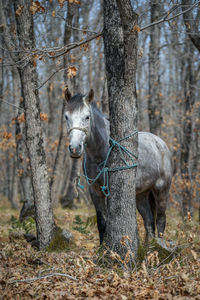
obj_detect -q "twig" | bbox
[0,98,25,112]
[141,1,200,31]
[36,66,68,90]
[57,13,98,34]
[49,31,102,59]
[8,272,77,284]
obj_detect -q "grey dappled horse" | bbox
[65,88,173,244]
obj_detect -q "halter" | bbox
[68,127,88,136]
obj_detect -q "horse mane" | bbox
[90,102,110,141]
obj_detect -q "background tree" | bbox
[0,0,56,249]
[148,0,162,135]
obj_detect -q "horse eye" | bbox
[86,116,90,120]
[65,115,68,121]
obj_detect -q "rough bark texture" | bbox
[14,0,56,248]
[148,0,162,135]
[103,0,139,259]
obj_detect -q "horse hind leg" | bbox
[153,187,169,237]
[136,191,155,243]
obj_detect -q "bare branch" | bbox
[36,66,68,90]
[141,1,200,31]
[0,98,25,112]
[48,31,102,59]
[8,272,78,284]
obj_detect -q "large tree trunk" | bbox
[103,0,139,259]
[14,0,56,249]
[148,0,162,135]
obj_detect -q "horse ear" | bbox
[85,89,94,103]
[65,87,71,101]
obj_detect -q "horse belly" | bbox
[136,132,172,195]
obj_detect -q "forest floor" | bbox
[0,197,200,300]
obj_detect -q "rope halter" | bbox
[68,127,88,137]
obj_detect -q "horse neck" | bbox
[85,105,109,163]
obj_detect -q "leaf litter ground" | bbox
[0,198,200,300]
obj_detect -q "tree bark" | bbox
[148,0,162,135]
[103,0,139,260]
[10,67,19,209]
[13,0,56,248]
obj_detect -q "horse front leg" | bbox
[89,186,106,244]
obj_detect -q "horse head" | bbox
[65,88,94,158]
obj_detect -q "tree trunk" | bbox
[148,0,162,135]
[14,0,56,249]
[103,0,139,260]
[10,67,19,209]
[50,2,76,206]
[61,4,82,209]
[180,39,195,217]
[61,158,79,208]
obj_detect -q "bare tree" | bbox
[0,0,56,249]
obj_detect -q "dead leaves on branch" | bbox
[58,0,81,8]
[16,2,45,16]
[30,2,45,15]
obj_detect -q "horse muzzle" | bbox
[69,144,83,158]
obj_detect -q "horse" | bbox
[64,88,173,244]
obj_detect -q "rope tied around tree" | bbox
[77,131,138,198]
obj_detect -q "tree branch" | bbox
[0,97,25,112]
[141,1,200,31]
[8,272,77,284]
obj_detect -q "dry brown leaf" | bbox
[40,113,48,122]
[132,25,140,33]
[16,5,24,16]
[30,1,45,15]
[58,0,65,8]
[67,66,77,78]
[191,249,197,260]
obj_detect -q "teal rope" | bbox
[77,131,138,198]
